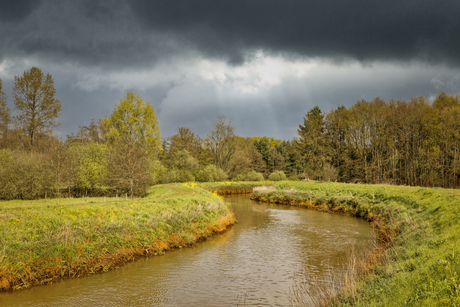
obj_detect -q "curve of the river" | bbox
[0,195,374,307]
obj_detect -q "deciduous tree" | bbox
[206,115,236,171]
[13,67,61,147]
[101,90,161,155]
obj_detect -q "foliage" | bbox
[297,106,326,178]
[101,90,161,155]
[322,163,338,181]
[13,67,61,147]
[0,149,54,199]
[234,170,265,181]
[294,93,460,188]
[198,164,228,182]
[74,143,108,192]
[268,170,287,181]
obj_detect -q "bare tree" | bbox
[206,115,237,172]
[106,139,151,197]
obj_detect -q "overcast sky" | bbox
[1,0,459,140]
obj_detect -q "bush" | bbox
[233,170,265,181]
[152,161,195,184]
[0,149,54,199]
[322,163,338,181]
[198,165,228,182]
[268,171,287,181]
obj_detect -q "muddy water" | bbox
[0,196,374,307]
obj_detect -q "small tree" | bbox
[13,67,61,147]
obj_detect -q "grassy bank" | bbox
[252,181,460,306]
[194,181,274,195]
[0,184,235,292]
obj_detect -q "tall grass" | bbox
[0,184,235,291]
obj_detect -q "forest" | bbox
[1,66,460,200]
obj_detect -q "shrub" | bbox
[268,171,287,181]
[0,149,54,199]
[234,170,265,181]
[198,165,228,182]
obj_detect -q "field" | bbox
[0,184,235,292]
[252,181,460,306]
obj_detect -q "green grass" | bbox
[254,181,460,306]
[0,184,234,291]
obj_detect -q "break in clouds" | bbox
[0,0,460,138]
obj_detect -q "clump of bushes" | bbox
[233,170,265,181]
[197,165,228,182]
[268,171,287,181]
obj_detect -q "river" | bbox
[0,195,374,306]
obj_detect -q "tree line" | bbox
[1,66,459,199]
[298,94,460,188]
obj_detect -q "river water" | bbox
[0,195,374,306]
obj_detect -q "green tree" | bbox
[297,106,326,178]
[101,90,161,155]
[13,67,61,147]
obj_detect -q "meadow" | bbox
[0,184,235,292]
[252,181,460,306]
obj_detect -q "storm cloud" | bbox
[131,0,460,65]
[0,1,459,139]
[1,0,459,67]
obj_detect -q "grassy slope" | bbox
[257,181,460,306]
[0,184,234,291]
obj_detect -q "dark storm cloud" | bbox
[1,0,460,67]
[130,0,460,65]
[0,0,42,22]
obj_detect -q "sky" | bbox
[0,0,459,140]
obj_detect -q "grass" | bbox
[252,181,460,306]
[0,184,235,292]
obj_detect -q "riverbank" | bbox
[252,181,460,306]
[0,184,235,292]
[194,181,274,195]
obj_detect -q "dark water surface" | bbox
[0,196,374,306]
